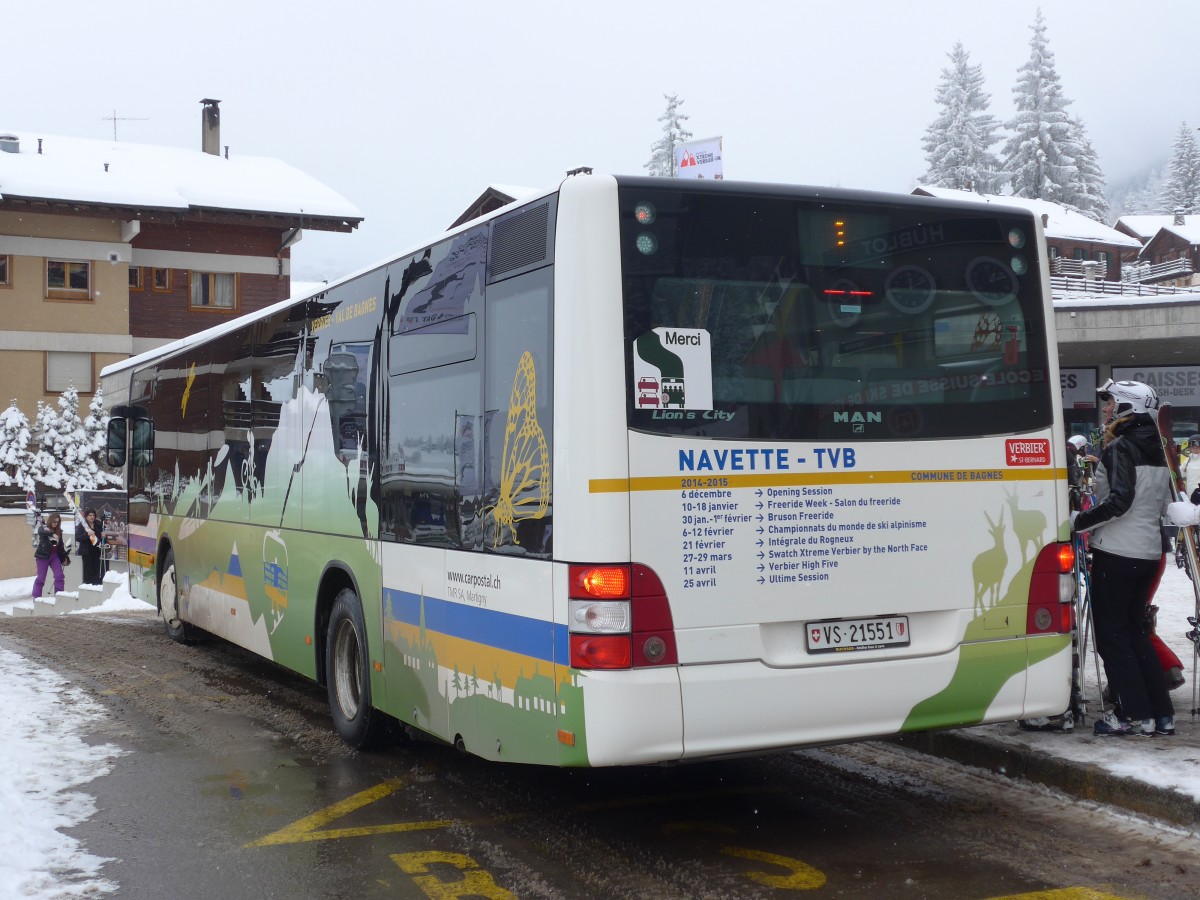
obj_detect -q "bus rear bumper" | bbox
[674,636,1071,760]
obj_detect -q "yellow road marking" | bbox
[244,778,452,847]
[720,845,827,890]
[247,784,1132,900]
[392,852,516,900]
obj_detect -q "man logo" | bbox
[833,411,882,425]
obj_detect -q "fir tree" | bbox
[85,387,121,487]
[1067,116,1109,222]
[0,400,34,491]
[1110,166,1167,218]
[1159,122,1200,216]
[28,399,69,491]
[1002,10,1080,206]
[54,386,101,492]
[25,385,118,494]
[645,93,692,178]
[920,42,1002,192]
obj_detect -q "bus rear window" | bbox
[619,183,1054,441]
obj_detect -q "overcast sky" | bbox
[7,1,1198,283]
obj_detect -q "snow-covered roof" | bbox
[1116,214,1200,241]
[448,183,543,229]
[487,184,541,202]
[1151,223,1200,247]
[912,185,1141,248]
[0,130,362,225]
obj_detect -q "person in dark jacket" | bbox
[1072,379,1174,737]
[75,508,104,586]
[32,512,69,597]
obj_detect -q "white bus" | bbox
[103,173,1074,766]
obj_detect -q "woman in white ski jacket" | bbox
[1072,379,1174,737]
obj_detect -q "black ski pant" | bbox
[81,551,103,586]
[1089,549,1174,722]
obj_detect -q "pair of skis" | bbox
[62,490,99,549]
[24,490,99,547]
[1155,403,1200,716]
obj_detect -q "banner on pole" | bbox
[675,136,723,180]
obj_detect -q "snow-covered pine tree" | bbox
[84,387,121,488]
[1066,116,1109,222]
[1110,166,1168,217]
[52,384,109,492]
[1002,10,1079,205]
[1159,122,1200,216]
[645,93,693,178]
[28,399,69,492]
[0,399,34,492]
[920,42,1002,192]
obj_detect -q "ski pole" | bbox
[1078,550,1105,710]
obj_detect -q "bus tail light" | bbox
[567,563,677,669]
[569,634,633,668]
[1027,541,1075,635]
[631,564,678,666]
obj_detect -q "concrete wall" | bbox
[1055,299,1200,368]
[0,509,35,580]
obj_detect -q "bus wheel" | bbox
[326,588,387,750]
[159,547,195,644]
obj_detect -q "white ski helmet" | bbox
[1068,435,1087,451]
[1097,379,1158,416]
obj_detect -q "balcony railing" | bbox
[1051,275,1190,298]
[1049,257,1107,279]
[1122,257,1195,284]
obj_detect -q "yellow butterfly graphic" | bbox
[489,351,549,546]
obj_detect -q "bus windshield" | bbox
[619,182,1054,441]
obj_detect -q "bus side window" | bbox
[105,419,127,468]
[131,419,155,468]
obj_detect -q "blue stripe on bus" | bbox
[128,533,156,553]
[384,588,569,666]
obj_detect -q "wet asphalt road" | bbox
[2,610,1196,899]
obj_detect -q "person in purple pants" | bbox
[32,512,68,597]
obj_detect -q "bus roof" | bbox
[101,174,1040,381]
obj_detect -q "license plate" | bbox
[806,615,910,654]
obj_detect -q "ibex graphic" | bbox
[973,509,1007,615]
[1005,487,1046,566]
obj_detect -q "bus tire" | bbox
[326,588,387,750]
[159,547,197,644]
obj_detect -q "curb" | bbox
[894,730,1200,829]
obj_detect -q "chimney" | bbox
[201,99,221,156]
[1174,207,1186,227]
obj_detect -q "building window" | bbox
[46,351,93,393]
[129,266,144,291]
[152,268,172,292]
[1073,248,1085,261]
[190,271,238,310]
[46,259,91,300]
[0,254,10,287]
[1047,247,1059,259]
